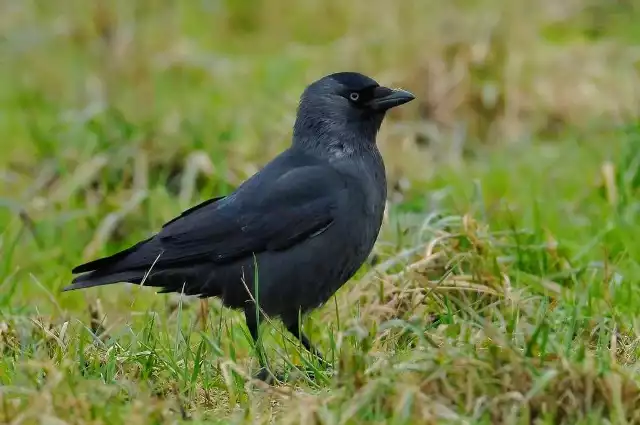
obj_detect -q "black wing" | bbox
[152,164,346,267]
[161,196,226,228]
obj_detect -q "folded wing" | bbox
[151,164,344,267]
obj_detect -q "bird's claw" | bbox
[297,364,335,382]
[253,367,285,385]
[253,364,334,385]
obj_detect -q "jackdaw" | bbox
[65,71,415,381]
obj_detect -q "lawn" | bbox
[2,1,640,424]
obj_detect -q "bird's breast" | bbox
[350,154,386,216]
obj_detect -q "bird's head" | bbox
[293,72,415,154]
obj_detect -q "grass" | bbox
[2,0,640,423]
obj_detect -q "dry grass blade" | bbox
[82,189,147,259]
[601,161,618,206]
[47,155,109,204]
[179,151,215,206]
[88,298,107,339]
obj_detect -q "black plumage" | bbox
[65,71,415,381]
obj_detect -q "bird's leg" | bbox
[286,315,327,366]
[244,306,278,383]
[198,299,209,331]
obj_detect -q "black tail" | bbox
[71,237,153,274]
[63,270,145,291]
[65,237,211,296]
[65,236,156,291]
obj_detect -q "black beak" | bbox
[368,86,415,111]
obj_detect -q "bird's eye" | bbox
[349,92,360,101]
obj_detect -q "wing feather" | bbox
[152,165,345,267]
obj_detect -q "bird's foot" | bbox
[286,364,335,383]
[253,367,285,385]
[252,365,334,385]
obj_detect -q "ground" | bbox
[2,1,640,424]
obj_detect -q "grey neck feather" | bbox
[292,100,385,160]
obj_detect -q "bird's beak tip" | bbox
[393,88,415,101]
[369,86,415,111]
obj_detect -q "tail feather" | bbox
[63,270,145,291]
[65,264,207,295]
[72,237,153,274]
[66,237,214,297]
[67,237,157,291]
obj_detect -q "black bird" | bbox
[65,72,415,381]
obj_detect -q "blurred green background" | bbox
[2,1,640,424]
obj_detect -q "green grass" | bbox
[2,1,640,424]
